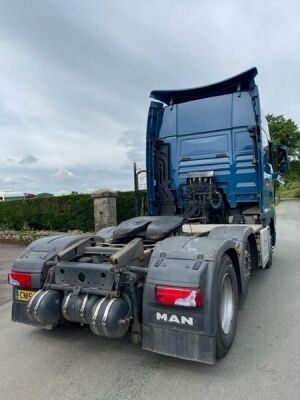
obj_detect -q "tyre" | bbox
[270,221,276,247]
[216,254,239,359]
[243,240,252,296]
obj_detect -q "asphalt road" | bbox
[0,200,299,400]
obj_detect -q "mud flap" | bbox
[12,300,37,326]
[142,325,216,364]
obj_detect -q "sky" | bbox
[0,0,299,194]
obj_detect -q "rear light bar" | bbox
[8,272,32,288]
[155,285,203,307]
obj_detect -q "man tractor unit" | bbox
[9,68,287,364]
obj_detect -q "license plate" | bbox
[15,289,36,302]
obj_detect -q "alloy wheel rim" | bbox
[219,272,234,335]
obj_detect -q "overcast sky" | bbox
[0,0,299,194]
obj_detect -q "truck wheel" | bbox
[216,254,239,359]
[270,221,276,247]
[243,240,252,296]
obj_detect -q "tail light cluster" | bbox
[8,272,32,288]
[155,285,203,307]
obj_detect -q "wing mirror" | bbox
[277,145,288,174]
[271,144,288,181]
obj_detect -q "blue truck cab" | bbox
[146,68,278,244]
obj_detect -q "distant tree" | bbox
[266,114,300,157]
[287,160,300,181]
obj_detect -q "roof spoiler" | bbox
[150,67,258,105]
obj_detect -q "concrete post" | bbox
[91,189,117,232]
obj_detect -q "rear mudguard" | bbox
[11,234,93,325]
[207,225,259,283]
[12,235,94,288]
[142,225,256,364]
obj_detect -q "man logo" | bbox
[156,312,193,326]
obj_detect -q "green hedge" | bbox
[0,194,94,232]
[117,190,147,222]
[0,191,147,232]
[278,160,300,199]
[279,186,300,199]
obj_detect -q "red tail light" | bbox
[8,272,32,288]
[155,286,203,307]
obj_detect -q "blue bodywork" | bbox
[146,68,275,227]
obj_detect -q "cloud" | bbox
[1,175,35,187]
[3,176,16,184]
[55,168,79,180]
[19,154,38,165]
[119,129,145,164]
[93,167,112,176]
[0,0,299,194]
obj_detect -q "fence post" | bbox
[91,189,117,232]
[133,162,147,217]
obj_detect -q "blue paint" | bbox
[146,68,275,226]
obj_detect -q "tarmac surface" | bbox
[0,200,299,400]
